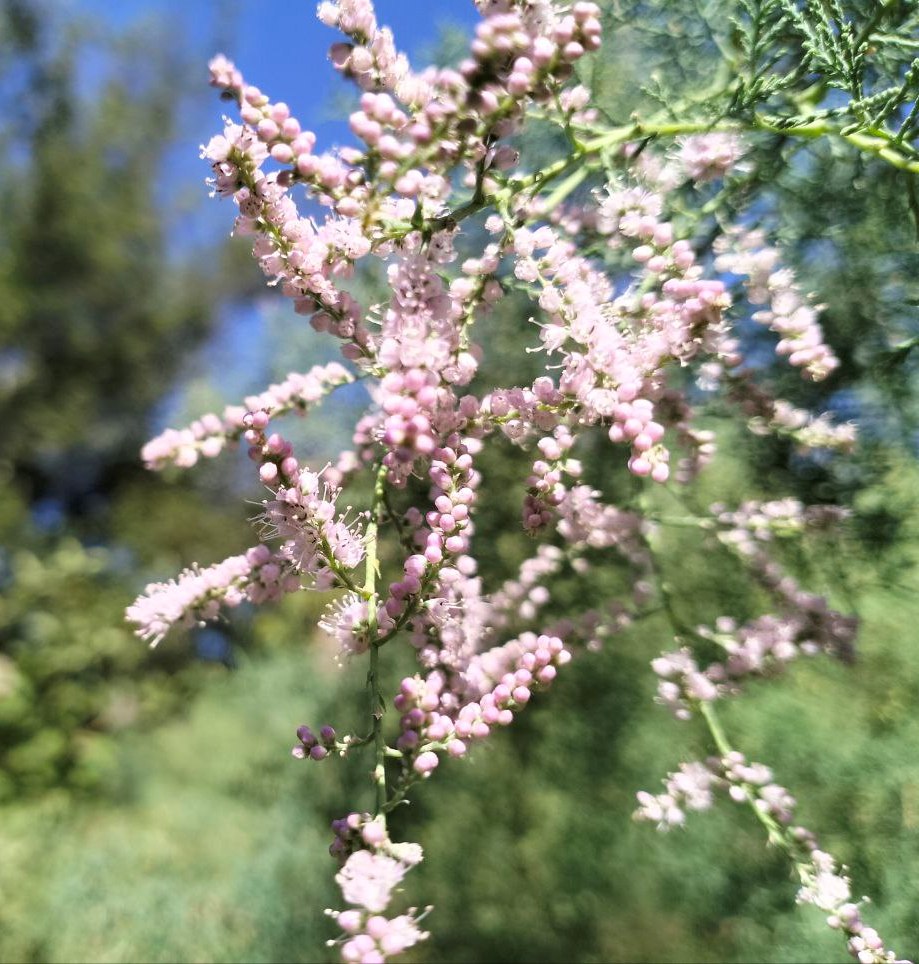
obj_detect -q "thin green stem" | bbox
[364,462,389,818]
[698,701,798,852]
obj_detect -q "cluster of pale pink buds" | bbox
[346,94,451,203]
[800,865,910,964]
[465,4,601,104]
[317,0,375,38]
[638,757,905,962]
[698,614,803,678]
[523,425,579,531]
[321,0,410,96]
[292,723,338,762]
[326,836,428,964]
[243,414,301,487]
[721,752,797,824]
[661,274,732,332]
[330,906,429,964]
[634,760,717,828]
[379,369,440,465]
[712,498,848,549]
[325,825,428,963]
[360,119,447,205]
[239,90,315,169]
[596,183,663,237]
[141,363,353,470]
[207,58,326,180]
[637,751,798,830]
[632,226,695,274]
[553,485,649,566]
[421,436,480,561]
[636,753,795,831]
[321,1,602,203]
[653,605,846,713]
[330,811,382,863]
[652,647,719,719]
[126,544,299,647]
[607,398,669,481]
[394,633,571,775]
[489,544,564,629]
[204,65,378,359]
[394,675,466,765]
[677,132,745,183]
[776,839,899,964]
[762,292,838,379]
[706,513,859,662]
[484,377,564,442]
[714,230,839,380]
[253,210,371,352]
[380,555,430,626]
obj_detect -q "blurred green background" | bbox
[0,1,917,962]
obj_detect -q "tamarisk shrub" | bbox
[128,2,917,961]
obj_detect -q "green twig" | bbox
[364,462,389,818]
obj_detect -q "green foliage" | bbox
[1,494,916,962]
[0,0,257,797]
[0,527,191,799]
[0,0,254,506]
[0,651,339,963]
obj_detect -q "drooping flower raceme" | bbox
[125,2,908,962]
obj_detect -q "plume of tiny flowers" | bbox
[127,545,299,647]
[325,824,429,964]
[260,465,366,589]
[120,2,908,962]
[714,228,839,380]
[677,132,745,183]
[636,754,907,964]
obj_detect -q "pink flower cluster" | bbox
[637,754,907,963]
[141,362,353,469]
[393,631,571,775]
[714,228,840,380]
[126,545,298,647]
[677,132,745,183]
[122,2,898,962]
[325,820,429,964]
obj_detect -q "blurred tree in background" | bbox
[0,2,917,962]
[0,0,258,802]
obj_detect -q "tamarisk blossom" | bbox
[714,228,839,380]
[261,466,366,589]
[636,754,907,964]
[677,132,745,183]
[651,610,834,719]
[506,179,738,483]
[122,1,898,961]
[127,545,298,647]
[392,631,573,775]
[141,362,354,470]
[325,820,429,964]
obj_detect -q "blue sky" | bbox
[68,1,479,446]
[76,0,478,172]
[68,0,478,252]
